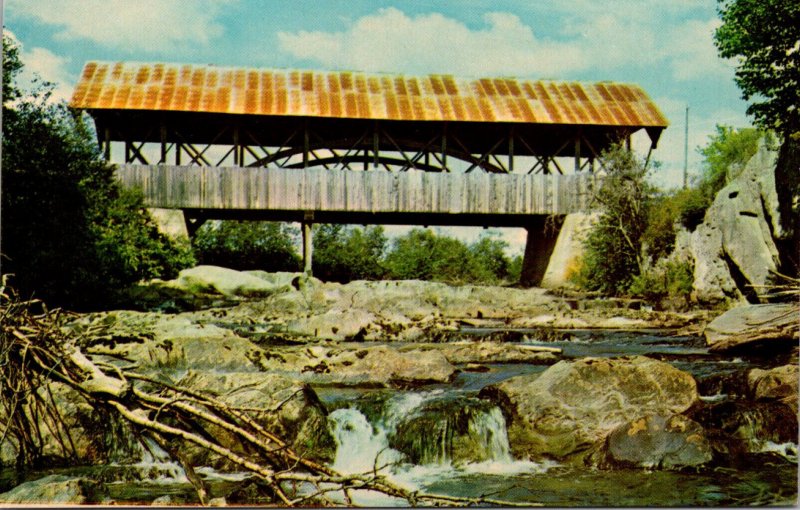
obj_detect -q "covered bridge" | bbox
[70,61,668,285]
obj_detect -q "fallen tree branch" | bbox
[0,280,535,507]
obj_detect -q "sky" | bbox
[2,0,753,254]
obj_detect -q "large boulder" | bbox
[690,143,784,303]
[603,414,712,469]
[176,371,336,465]
[481,356,699,460]
[748,364,799,414]
[704,303,798,353]
[0,475,107,504]
[176,265,292,297]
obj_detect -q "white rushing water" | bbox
[327,390,556,505]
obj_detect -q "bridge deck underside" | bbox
[118,164,596,227]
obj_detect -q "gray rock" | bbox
[177,265,288,297]
[604,414,712,469]
[690,142,783,303]
[177,371,336,464]
[404,341,560,365]
[704,303,798,352]
[0,474,106,504]
[251,344,456,387]
[481,356,698,460]
[748,364,799,414]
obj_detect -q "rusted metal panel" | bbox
[71,61,668,128]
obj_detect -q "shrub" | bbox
[313,224,387,282]
[629,260,694,305]
[383,228,511,285]
[192,221,300,272]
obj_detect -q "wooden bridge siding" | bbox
[116,165,595,216]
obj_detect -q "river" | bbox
[1,329,797,506]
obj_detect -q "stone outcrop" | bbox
[481,356,699,460]
[689,143,784,303]
[748,364,799,414]
[704,303,798,353]
[176,371,336,465]
[250,344,457,387]
[602,414,712,469]
[0,475,107,504]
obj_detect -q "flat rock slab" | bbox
[705,303,798,353]
[399,341,561,365]
[251,344,456,387]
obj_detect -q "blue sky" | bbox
[3,0,753,252]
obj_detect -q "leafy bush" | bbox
[382,228,513,285]
[468,232,513,283]
[313,224,387,282]
[193,221,300,272]
[574,145,653,294]
[697,125,766,202]
[1,34,194,309]
[629,260,694,305]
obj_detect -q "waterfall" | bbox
[328,408,404,475]
[328,390,550,479]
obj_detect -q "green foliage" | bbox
[468,232,512,282]
[629,260,694,305]
[575,145,653,295]
[715,0,800,135]
[1,34,194,309]
[313,224,387,282]
[697,125,766,200]
[382,228,513,285]
[192,221,300,272]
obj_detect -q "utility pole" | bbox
[683,105,689,189]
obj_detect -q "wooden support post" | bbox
[373,121,380,169]
[303,120,310,169]
[441,123,448,171]
[103,127,111,161]
[160,123,168,164]
[574,134,581,173]
[233,125,241,166]
[508,126,515,173]
[302,212,314,275]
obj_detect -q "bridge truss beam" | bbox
[98,113,638,175]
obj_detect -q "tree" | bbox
[575,145,653,294]
[697,125,767,198]
[2,34,194,310]
[312,224,387,283]
[468,232,512,282]
[714,0,800,136]
[383,228,510,285]
[192,221,300,272]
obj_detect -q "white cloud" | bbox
[667,18,735,81]
[4,29,75,103]
[278,8,586,77]
[7,0,231,52]
[21,46,75,103]
[277,5,732,85]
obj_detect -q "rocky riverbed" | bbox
[0,266,797,506]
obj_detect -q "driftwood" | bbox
[0,279,534,507]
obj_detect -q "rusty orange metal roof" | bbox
[71,61,668,128]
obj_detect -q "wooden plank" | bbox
[115,164,594,217]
